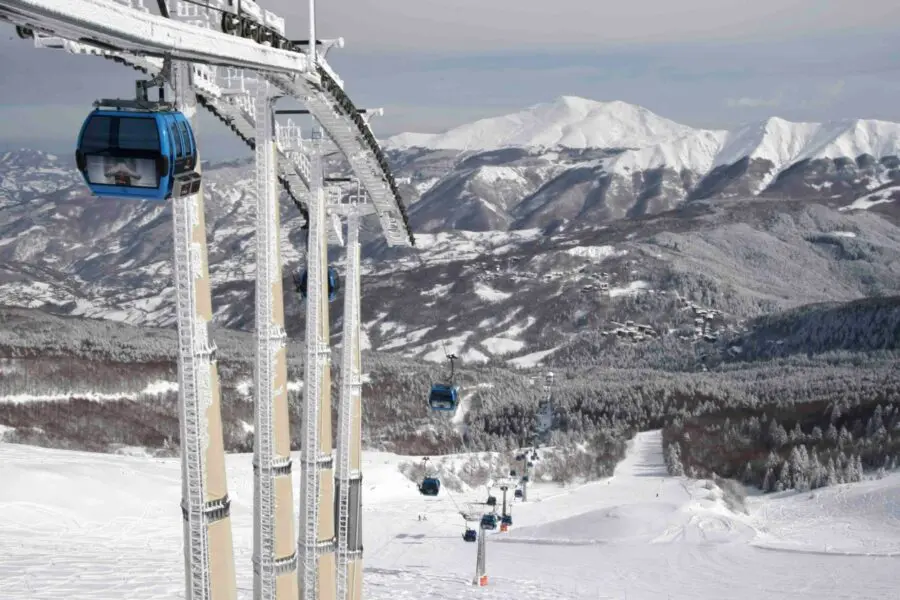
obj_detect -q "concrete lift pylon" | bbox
[170,59,238,600]
[0,3,416,600]
[331,180,372,600]
[252,79,299,600]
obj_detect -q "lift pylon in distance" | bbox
[474,510,489,586]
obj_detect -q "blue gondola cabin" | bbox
[419,477,440,496]
[75,107,199,201]
[463,528,477,542]
[480,514,498,530]
[428,383,459,411]
[295,267,339,303]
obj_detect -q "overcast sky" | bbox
[1,0,899,160]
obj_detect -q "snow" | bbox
[473,166,528,186]
[378,326,435,351]
[359,328,372,351]
[607,129,727,176]
[385,96,696,151]
[714,117,819,171]
[417,332,474,363]
[390,230,541,268]
[473,282,512,302]
[2,430,897,599]
[563,245,621,261]
[461,347,489,364]
[608,280,650,298]
[414,177,440,194]
[481,336,526,356]
[378,321,406,337]
[0,379,178,404]
[141,381,179,395]
[620,116,900,188]
[750,475,900,555]
[507,345,560,368]
[236,379,252,397]
[21,0,308,74]
[421,283,453,297]
[386,96,900,188]
[841,185,900,211]
[802,119,900,162]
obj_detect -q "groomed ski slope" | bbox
[1,430,898,599]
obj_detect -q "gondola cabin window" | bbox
[82,115,161,189]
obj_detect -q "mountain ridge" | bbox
[383,98,900,233]
[385,96,900,180]
[385,96,699,151]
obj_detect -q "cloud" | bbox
[726,96,781,108]
[822,80,846,98]
[274,0,900,53]
[721,78,850,113]
[1,5,900,152]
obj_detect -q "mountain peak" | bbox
[551,95,623,111]
[385,96,696,151]
[540,96,655,120]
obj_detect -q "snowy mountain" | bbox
[385,96,697,151]
[386,96,900,164]
[1,93,900,365]
[2,143,900,369]
[383,97,900,232]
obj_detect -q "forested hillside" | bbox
[2,300,899,497]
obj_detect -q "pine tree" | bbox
[776,462,790,491]
[763,467,775,492]
[825,423,838,444]
[789,422,805,443]
[811,426,823,443]
[809,450,825,489]
[769,420,788,448]
[826,457,838,486]
[665,442,685,476]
